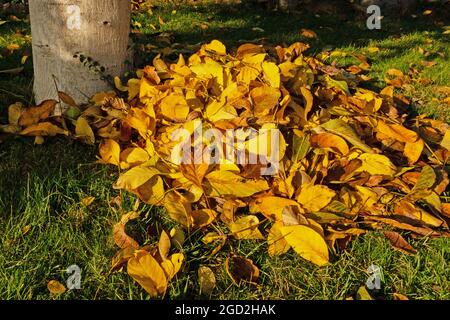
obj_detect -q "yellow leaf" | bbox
[7,43,20,51]
[404,139,424,165]
[356,185,379,208]
[244,123,286,162]
[311,132,349,155]
[300,87,313,119]
[160,95,190,121]
[252,27,265,32]
[34,135,44,145]
[170,227,185,248]
[21,55,29,65]
[204,170,269,197]
[113,223,139,249]
[170,253,184,275]
[202,231,226,244]
[81,196,95,207]
[300,28,317,38]
[262,61,280,88]
[136,176,165,205]
[47,280,66,294]
[127,78,141,100]
[22,225,31,235]
[356,153,396,176]
[191,209,218,228]
[127,250,167,297]
[236,43,265,58]
[321,119,372,153]
[159,230,171,260]
[75,116,95,144]
[229,215,264,240]
[114,76,128,92]
[99,139,120,166]
[0,124,20,134]
[393,293,409,300]
[324,75,350,94]
[8,102,24,125]
[297,184,336,212]
[18,100,57,127]
[91,91,116,106]
[250,86,281,116]
[268,222,291,256]
[120,147,150,169]
[163,191,192,227]
[205,98,237,122]
[237,53,266,84]
[126,108,155,138]
[440,129,450,151]
[161,253,184,280]
[180,163,209,188]
[394,200,443,227]
[114,166,161,190]
[413,165,436,191]
[281,225,329,266]
[377,120,418,143]
[386,68,404,77]
[356,286,373,300]
[190,60,224,88]
[20,122,68,136]
[204,40,226,55]
[250,196,302,221]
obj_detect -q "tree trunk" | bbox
[29,0,131,108]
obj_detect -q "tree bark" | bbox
[29,0,131,107]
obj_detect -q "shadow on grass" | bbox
[135,1,448,53]
[0,137,100,220]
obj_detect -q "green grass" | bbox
[129,0,450,119]
[1,137,449,299]
[0,1,449,300]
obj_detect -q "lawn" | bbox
[0,1,449,300]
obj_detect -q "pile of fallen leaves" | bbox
[2,40,450,297]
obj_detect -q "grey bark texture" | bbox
[29,0,131,107]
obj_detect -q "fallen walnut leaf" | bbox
[47,280,66,294]
[113,211,140,249]
[393,293,409,300]
[20,122,68,137]
[225,255,259,285]
[75,116,95,144]
[281,224,329,266]
[382,231,417,255]
[127,250,167,297]
[229,215,264,240]
[18,100,57,127]
[81,196,95,207]
[198,266,216,295]
[356,286,373,300]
